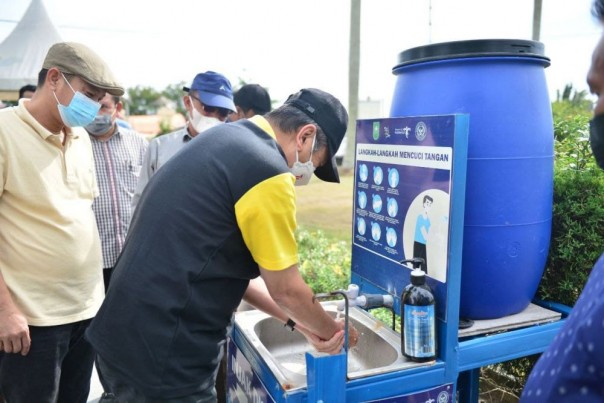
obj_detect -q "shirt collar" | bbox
[182,124,193,143]
[16,98,80,141]
[248,115,276,139]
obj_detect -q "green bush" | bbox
[296,228,350,294]
[539,167,604,304]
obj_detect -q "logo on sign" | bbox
[372,121,381,140]
[415,121,428,141]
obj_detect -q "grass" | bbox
[295,169,354,242]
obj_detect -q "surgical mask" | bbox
[85,113,114,136]
[589,114,604,170]
[290,136,316,186]
[53,73,101,128]
[189,96,221,134]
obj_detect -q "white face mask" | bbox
[290,135,316,186]
[189,96,221,134]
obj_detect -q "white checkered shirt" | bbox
[91,126,148,268]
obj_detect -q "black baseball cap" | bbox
[285,88,348,183]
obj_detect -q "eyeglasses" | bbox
[189,95,232,119]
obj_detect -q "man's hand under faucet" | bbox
[249,265,360,355]
[296,320,359,355]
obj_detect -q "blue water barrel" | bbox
[390,39,553,319]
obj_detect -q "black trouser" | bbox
[0,319,95,403]
[96,355,216,402]
[103,267,113,293]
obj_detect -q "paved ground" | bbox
[87,366,104,402]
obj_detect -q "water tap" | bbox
[334,284,394,312]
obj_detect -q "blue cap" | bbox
[183,71,236,112]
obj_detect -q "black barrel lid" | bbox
[393,39,550,71]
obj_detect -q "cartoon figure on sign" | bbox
[358,191,367,209]
[388,167,399,188]
[414,195,433,273]
[372,194,382,214]
[373,166,383,185]
[357,217,366,236]
[359,163,368,182]
[386,227,397,248]
[371,222,381,242]
[387,197,398,218]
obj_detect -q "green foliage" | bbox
[161,81,187,116]
[159,119,173,135]
[538,167,604,304]
[126,85,162,115]
[553,83,592,121]
[296,228,350,294]
[553,115,593,170]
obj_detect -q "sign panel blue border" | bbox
[351,115,469,320]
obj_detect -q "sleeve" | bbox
[235,173,299,271]
[132,138,157,211]
[0,138,4,197]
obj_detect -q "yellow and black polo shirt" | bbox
[87,116,299,398]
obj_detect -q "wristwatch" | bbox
[284,318,296,331]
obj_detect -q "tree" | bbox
[161,81,187,116]
[126,86,163,115]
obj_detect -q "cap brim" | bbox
[198,91,236,113]
[104,86,125,96]
[80,78,124,96]
[314,154,340,183]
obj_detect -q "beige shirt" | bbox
[0,100,104,326]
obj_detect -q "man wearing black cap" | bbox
[87,88,358,401]
[132,71,236,210]
[0,42,123,402]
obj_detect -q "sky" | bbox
[1,0,602,114]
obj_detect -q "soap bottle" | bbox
[401,268,436,362]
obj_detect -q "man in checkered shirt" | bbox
[86,94,148,291]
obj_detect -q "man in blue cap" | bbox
[132,71,236,209]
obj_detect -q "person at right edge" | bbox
[520,1,604,401]
[87,88,359,402]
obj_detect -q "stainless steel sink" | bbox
[234,302,425,391]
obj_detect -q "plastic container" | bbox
[391,39,554,319]
[401,269,436,362]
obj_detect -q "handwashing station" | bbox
[227,39,570,402]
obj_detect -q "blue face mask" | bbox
[53,73,101,128]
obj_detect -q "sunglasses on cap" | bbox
[189,95,232,119]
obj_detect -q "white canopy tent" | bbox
[0,0,62,101]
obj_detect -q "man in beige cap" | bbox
[0,42,123,402]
